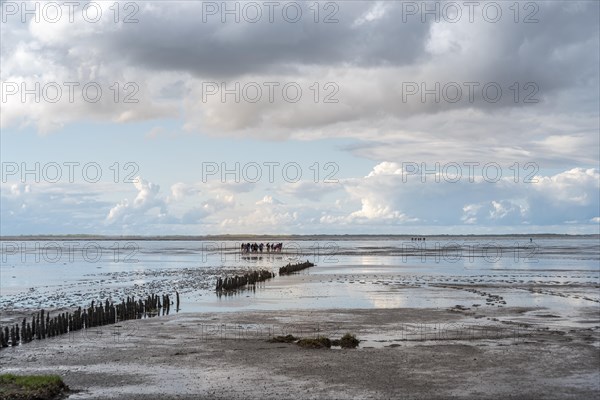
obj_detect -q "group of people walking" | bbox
[241,242,283,253]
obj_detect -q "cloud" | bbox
[2,1,597,171]
[353,1,388,25]
[106,176,167,225]
[348,198,417,223]
[1,165,598,234]
[106,178,240,229]
[0,182,113,234]
[1,1,598,235]
[168,182,201,203]
[317,163,600,227]
[461,200,528,225]
[280,181,342,201]
[256,195,283,205]
[180,195,235,224]
[531,168,599,206]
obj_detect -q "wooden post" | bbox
[21,318,26,343]
[31,316,36,341]
[41,310,46,339]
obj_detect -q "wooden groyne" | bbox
[215,269,275,292]
[0,292,177,349]
[215,262,316,294]
[279,260,315,275]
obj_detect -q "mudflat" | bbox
[1,306,598,399]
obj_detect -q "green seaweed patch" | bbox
[0,374,68,400]
[339,333,360,349]
[268,334,298,343]
[297,337,332,349]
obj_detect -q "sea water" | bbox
[1,235,598,312]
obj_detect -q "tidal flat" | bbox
[1,236,598,398]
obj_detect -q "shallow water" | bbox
[1,236,598,312]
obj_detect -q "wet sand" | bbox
[1,237,598,398]
[1,305,599,399]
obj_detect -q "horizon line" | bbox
[1,233,598,240]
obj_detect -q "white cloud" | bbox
[106,176,166,224]
[256,195,283,205]
[348,198,416,222]
[353,1,388,26]
[1,165,598,234]
[318,163,599,228]
[531,168,599,206]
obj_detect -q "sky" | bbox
[0,0,599,235]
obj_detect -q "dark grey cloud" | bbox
[3,1,598,127]
[96,2,430,78]
[90,1,599,93]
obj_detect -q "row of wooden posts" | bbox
[215,269,275,291]
[216,261,316,292]
[2,262,317,347]
[0,292,179,349]
[279,260,315,275]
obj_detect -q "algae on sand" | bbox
[0,374,68,400]
[268,334,298,343]
[267,333,360,349]
[339,333,360,349]
[297,337,332,349]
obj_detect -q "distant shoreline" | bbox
[1,233,598,241]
